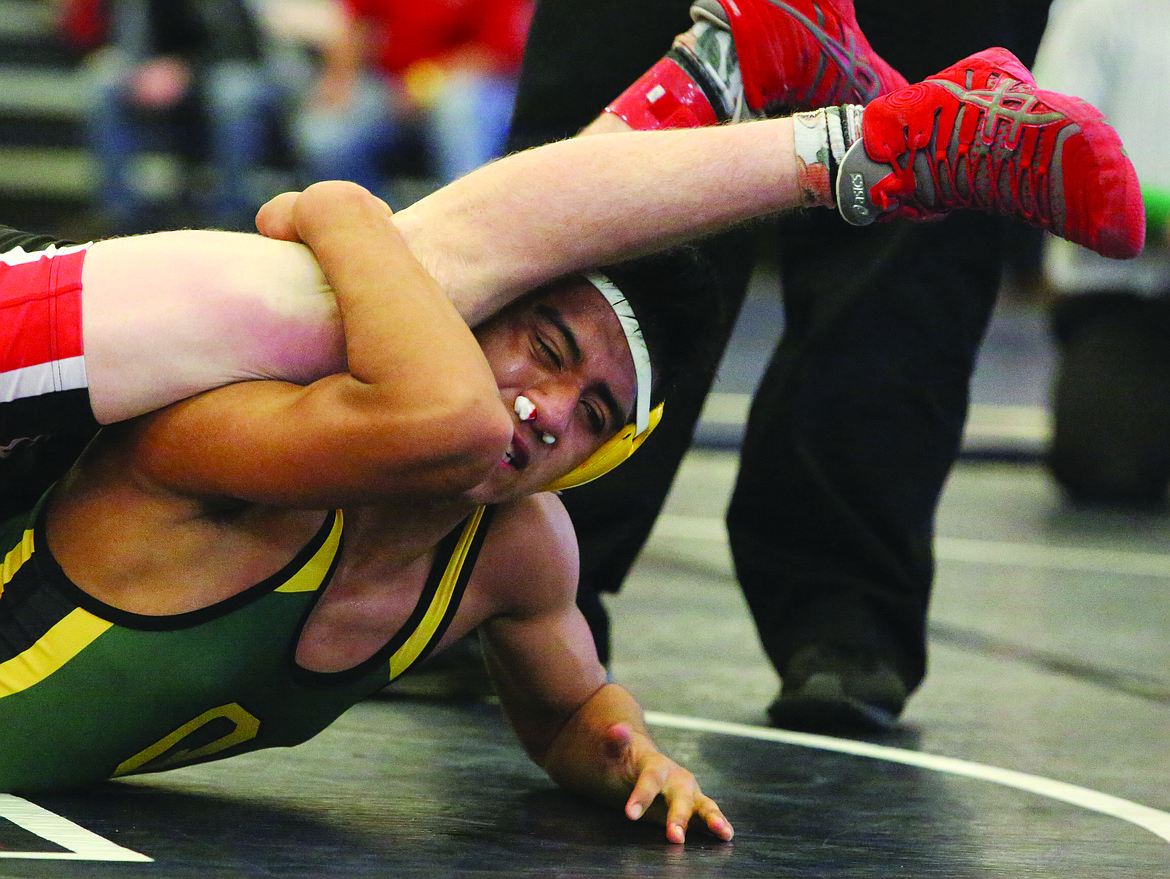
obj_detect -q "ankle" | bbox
[792,105,865,208]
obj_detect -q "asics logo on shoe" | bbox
[847,173,870,219]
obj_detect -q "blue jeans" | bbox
[86,51,307,231]
[293,71,518,193]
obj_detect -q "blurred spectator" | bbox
[80,0,312,233]
[56,0,108,54]
[1034,0,1170,507]
[293,0,533,199]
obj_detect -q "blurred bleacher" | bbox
[0,0,94,235]
[0,0,441,239]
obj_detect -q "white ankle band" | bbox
[792,105,865,208]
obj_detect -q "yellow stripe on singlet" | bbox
[1,527,35,596]
[275,510,344,593]
[0,609,112,698]
[2,528,113,698]
[387,505,486,681]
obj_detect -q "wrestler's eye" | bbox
[581,399,606,435]
[534,335,562,369]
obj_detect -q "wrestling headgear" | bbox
[544,273,662,492]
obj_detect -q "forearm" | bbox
[393,118,799,326]
[276,182,512,482]
[535,681,732,844]
[126,183,512,506]
[480,538,732,844]
[254,118,800,332]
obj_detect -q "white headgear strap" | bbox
[585,272,652,434]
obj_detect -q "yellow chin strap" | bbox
[543,402,663,492]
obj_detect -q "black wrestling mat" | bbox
[3,698,1167,878]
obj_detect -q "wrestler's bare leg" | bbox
[79,118,803,424]
[81,230,346,424]
[395,118,802,326]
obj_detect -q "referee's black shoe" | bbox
[768,644,908,734]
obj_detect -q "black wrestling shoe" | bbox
[768,645,908,734]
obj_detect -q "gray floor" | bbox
[2,291,1168,877]
[616,451,1170,869]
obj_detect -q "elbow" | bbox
[461,393,515,470]
[421,392,514,491]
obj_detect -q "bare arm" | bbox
[129,181,512,507]
[235,117,803,371]
[478,496,733,844]
[255,115,801,328]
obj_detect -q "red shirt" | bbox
[344,0,533,76]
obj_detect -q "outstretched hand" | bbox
[604,723,734,844]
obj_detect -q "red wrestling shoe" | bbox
[605,0,906,129]
[691,0,908,113]
[837,48,1145,259]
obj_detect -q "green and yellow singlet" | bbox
[0,497,493,793]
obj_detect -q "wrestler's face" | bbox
[469,278,638,502]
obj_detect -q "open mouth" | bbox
[501,436,530,471]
